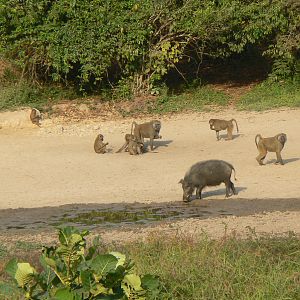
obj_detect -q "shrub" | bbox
[3,227,161,299]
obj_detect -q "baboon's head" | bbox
[152,120,161,132]
[278,133,287,145]
[98,134,104,141]
[209,119,215,129]
[136,141,144,154]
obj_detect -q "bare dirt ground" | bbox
[0,108,300,241]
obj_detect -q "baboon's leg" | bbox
[230,181,237,195]
[275,151,284,165]
[140,137,146,150]
[216,131,220,140]
[224,180,231,197]
[227,126,233,140]
[150,137,154,151]
[196,187,203,199]
[137,144,142,155]
[256,145,267,165]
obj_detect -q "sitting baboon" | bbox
[128,139,144,155]
[94,134,108,154]
[30,108,42,127]
[209,118,239,140]
[116,134,134,153]
[255,133,287,165]
[131,120,162,151]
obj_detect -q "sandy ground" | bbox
[0,108,299,239]
[0,108,299,209]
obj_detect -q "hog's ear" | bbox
[178,179,183,184]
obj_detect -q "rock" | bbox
[0,109,34,128]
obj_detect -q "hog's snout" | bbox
[183,194,192,202]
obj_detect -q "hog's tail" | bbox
[232,167,237,181]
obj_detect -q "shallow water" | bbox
[1,198,300,231]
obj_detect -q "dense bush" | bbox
[3,227,161,299]
[0,0,299,94]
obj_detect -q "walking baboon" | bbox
[131,120,162,151]
[209,119,239,140]
[94,134,108,154]
[30,108,42,127]
[128,139,144,155]
[255,133,287,165]
[116,134,134,153]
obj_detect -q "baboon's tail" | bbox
[231,119,239,133]
[255,134,262,148]
[130,121,137,136]
[116,143,125,153]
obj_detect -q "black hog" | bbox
[179,160,237,202]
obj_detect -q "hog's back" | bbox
[184,160,233,187]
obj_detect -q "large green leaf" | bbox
[80,270,92,291]
[14,262,36,287]
[5,258,18,278]
[122,274,144,297]
[43,257,57,268]
[58,227,88,246]
[91,254,118,276]
[110,252,126,267]
[54,287,81,300]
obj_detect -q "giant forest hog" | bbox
[179,160,237,202]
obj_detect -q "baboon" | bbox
[131,120,162,151]
[30,108,42,127]
[128,139,144,155]
[116,134,134,153]
[209,119,239,140]
[255,133,287,165]
[94,134,109,154]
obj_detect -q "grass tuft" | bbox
[0,81,78,111]
[120,233,300,299]
[238,81,300,111]
[149,86,230,114]
[1,233,300,299]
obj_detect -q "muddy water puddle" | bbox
[1,198,300,232]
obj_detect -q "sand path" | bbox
[0,108,299,210]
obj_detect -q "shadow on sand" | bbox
[143,139,173,152]
[188,186,247,202]
[266,157,300,165]
[218,133,240,140]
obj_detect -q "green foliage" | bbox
[238,81,300,110]
[3,226,161,299]
[0,80,77,111]
[0,0,299,94]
